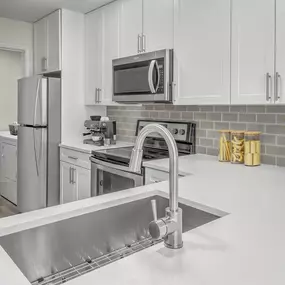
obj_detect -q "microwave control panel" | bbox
[157,58,165,94]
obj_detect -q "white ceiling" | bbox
[0,0,115,23]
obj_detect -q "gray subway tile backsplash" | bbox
[107,105,285,167]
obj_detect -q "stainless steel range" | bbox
[90,120,196,196]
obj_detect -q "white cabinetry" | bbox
[85,3,120,105]
[0,139,17,205]
[275,0,285,104]
[60,161,77,204]
[174,0,231,105]
[119,0,143,57]
[60,148,91,204]
[231,0,275,104]
[119,0,173,56]
[34,10,61,74]
[142,0,174,52]
[85,9,103,105]
[145,167,183,185]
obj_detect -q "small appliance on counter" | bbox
[83,118,117,146]
[8,122,19,136]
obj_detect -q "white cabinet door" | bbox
[34,18,47,74]
[275,0,285,104]
[1,143,17,182]
[143,0,174,52]
[47,10,61,72]
[231,0,275,104]
[60,162,77,204]
[75,167,91,200]
[174,0,231,105]
[0,143,17,204]
[119,0,143,57]
[85,9,103,105]
[101,2,120,104]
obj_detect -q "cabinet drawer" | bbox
[60,148,91,170]
[145,168,184,185]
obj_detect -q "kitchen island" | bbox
[0,154,284,285]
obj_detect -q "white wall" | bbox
[61,10,106,143]
[0,17,33,76]
[0,50,23,130]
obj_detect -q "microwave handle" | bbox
[148,60,160,94]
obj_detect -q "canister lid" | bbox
[219,130,231,133]
[244,131,261,135]
[231,130,245,134]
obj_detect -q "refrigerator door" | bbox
[18,76,47,127]
[17,126,47,212]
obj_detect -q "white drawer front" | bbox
[145,167,183,185]
[60,148,91,170]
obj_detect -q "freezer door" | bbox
[17,126,47,212]
[18,76,47,126]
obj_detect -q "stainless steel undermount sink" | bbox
[0,195,221,285]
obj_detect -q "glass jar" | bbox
[244,131,261,166]
[218,130,231,162]
[231,131,245,164]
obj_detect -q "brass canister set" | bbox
[219,130,261,166]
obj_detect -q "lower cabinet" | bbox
[60,161,91,204]
[145,167,184,185]
[0,141,17,205]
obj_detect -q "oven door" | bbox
[112,49,173,103]
[91,160,144,196]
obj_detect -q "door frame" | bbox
[0,43,31,77]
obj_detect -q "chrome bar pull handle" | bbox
[142,34,146,52]
[69,167,72,184]
[151,199,158,221]
[266,73,272,101]
[137,34,141,53]
[275,72,281,102]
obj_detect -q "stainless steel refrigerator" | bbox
[17,75,61,212]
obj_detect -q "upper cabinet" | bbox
[174,0,231,105]
[34,10,61,74]
[275,0,285,104]
[85,9,103,105]
[231,0,275,104]
[119,0,143,57]
[119,0,174,56]
[85,2,120,105]
[143,0,174,52]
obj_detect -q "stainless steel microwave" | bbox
[112,49,173,103]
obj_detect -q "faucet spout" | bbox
[129,124,183,249]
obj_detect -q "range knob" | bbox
[179,129,186,135]
[172,128,178,135]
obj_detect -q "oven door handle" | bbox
[148,60,160,94]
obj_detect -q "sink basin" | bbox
[0,195,220,284]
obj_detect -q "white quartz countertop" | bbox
[0,155,285,285]
[60,140,134,153]
[0,131,17,141]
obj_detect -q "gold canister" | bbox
[244,131,261,166]
[218,130,231,162]
[231,131,245,164]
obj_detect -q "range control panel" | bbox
[136,120,192,142]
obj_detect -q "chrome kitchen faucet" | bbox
[129,124,183,249]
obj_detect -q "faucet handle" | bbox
[151,199,158,221]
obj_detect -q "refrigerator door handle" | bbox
[33,79,41,126]
[33,128,39,177]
